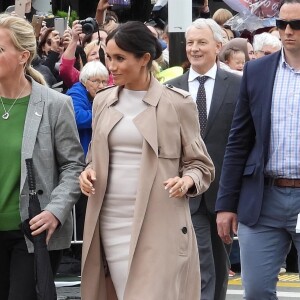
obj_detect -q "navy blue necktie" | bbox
[196,76,208,137]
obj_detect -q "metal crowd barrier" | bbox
[71,206,83,245]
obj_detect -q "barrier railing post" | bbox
[71,205,83,245]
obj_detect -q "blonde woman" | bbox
[0,14,85,299]
[84,39,105,62]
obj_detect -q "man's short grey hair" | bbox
[185,18,224,44]
[253,32,282,52]
[79,61,109,84]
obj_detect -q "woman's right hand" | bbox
[71,20,82,43]
[79,168,97,196]
[62,28,72,49]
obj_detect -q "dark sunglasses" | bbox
[276,19,300,30]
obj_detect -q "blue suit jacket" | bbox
[215,51,280,226]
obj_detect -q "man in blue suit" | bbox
[216,0,300,299]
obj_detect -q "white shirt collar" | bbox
[188,63,217,82]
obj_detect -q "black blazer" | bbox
[167,68,242,214]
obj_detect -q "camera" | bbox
[79,17,98,35]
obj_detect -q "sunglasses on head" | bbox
[276,19,300,30]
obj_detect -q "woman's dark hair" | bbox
[81,33,94,47]
[74,45,87,71]
[106,21,162,69]
[223,25,240,39]
[99,46,106,66]
[37,27,55,57]
[104,10,119,24]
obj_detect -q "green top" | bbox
[0,95,30,231]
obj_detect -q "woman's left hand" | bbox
[163,175,194,198]
[29,210,60,244]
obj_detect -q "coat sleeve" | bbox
[85,90,108,167]
[59,56,80,88]
[44,94,85,225]
[215,62,256,213]
[175,94,215,197]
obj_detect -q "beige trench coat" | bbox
[81,76,215,300]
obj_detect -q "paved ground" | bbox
[57,286,80,300]
[56,275,81,300]
[56,272,300,299]
[227,272,300,299]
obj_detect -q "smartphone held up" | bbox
[54,17,67,37]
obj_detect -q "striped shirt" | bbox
[265,50,300,178]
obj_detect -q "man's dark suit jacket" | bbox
[216,51,281,226]
[167,68,242,214]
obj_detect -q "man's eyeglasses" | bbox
[276,19,300,30]
[88,79,108,86]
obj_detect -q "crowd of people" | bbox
[1,0,300,299]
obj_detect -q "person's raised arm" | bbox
[62,20,82,60]
[60,21,82,87]
[95,0,111,25]
[199,0,210,18]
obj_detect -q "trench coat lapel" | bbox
[85,101,123,241]
[132,76,162,156]
[104,87,129,140]
[128,77,162,269]
[104,106,124,139]
[20,79,44,192]
[134,106,158,156]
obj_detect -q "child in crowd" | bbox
[223,47,245,72]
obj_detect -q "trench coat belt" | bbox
[265,177,300,188]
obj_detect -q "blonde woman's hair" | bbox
[0,14,46,85]
[84,40,106,61]
[212,9,233,26]
[151,60,161,80]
